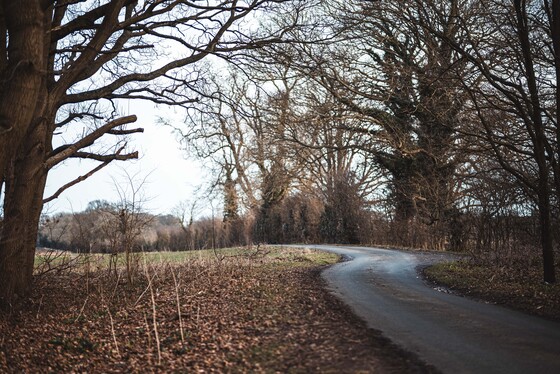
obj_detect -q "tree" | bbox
[102,171,152,283]
[183,28,384,244]
[260,0,473,248]
[174,198,202,251]
[427,0,559,282]
[278,79,382,244]
[0,0,295,305]
[181,65,301,243]
[320,172,369,244]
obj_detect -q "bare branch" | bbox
[46,115,137,169]
[71,150,140,162]
[108,128,144,136]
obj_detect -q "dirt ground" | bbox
[0,249,435,373]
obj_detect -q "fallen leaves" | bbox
[424,260,560,321]
[1,248,433,373]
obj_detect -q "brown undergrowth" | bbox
[424,260,560,321]
[0,248,433,373]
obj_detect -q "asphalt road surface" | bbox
[297,245,560,374]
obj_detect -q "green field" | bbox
[34,246,339,274]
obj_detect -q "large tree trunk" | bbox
[0,0,49,306]
[0,1,46,180]
[0,118,49,303]
[392,172,417,247]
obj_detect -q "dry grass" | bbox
[424,260,560,321]
[1,247,433,373]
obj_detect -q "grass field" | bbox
[34,245,338,275]
[2,244,433,372]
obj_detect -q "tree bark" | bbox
[0,0,287,306]
[0,117,49,303]
[0,0,49,306]
[514,0,555,283]
[0,1,46,179]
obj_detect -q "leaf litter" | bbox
[0,248,435,373]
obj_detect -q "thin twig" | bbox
[148,272,162,365]
[171,267,185,344]
[144,258,162,365]
[110,270,122,302]
[36,295,44,319]
[106,305,120,357]
[73,296,89,323]
[144,312,152,348]
[134,272,158,306]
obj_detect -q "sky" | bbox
[43,101,207,217]
[39,5,267,219]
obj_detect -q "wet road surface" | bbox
[297,245,560,374]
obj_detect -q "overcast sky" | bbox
[43,101,206,217]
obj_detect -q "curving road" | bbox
[298,245,560,374]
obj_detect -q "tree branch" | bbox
[43,144,139,204]
[46,115,137,169]
[71,150,139,162]
[108,128,144,135]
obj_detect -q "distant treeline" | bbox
[39,196,543,269]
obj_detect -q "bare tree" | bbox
[256,0,474,248]
[181,65,302,243]
[426,0,559,282]
[0,0,296,305]
[182,34,386,244]
[173,197,203,251]
[103,170,152,283]
[38,213,71,250]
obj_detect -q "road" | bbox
[298,245,560,374]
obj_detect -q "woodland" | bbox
[1,0,560,309]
